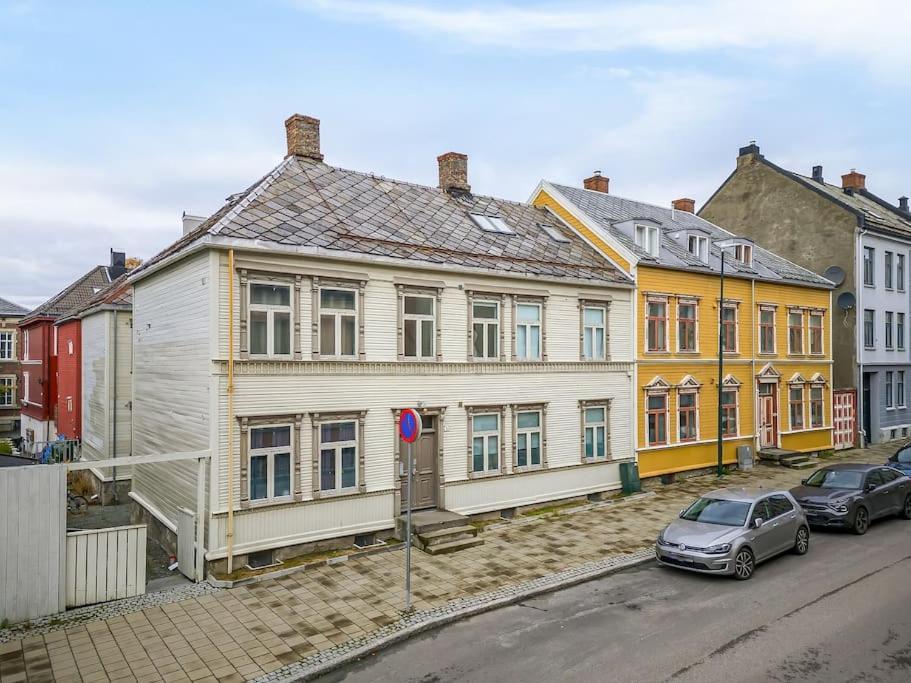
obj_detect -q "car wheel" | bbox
[793,526,810,555]
[852,506,869,535]
[901,495,911,520]
[733,548,755,580]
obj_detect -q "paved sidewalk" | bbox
[0,445,892,682]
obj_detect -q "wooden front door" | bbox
[833,389,857,450]
[758,382,778,448]
[400,414,438,512]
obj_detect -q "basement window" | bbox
[470,213,514,235]
[245,549,282,570]
[540,223,570,243]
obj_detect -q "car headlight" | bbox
[657,531,667,546]
[827,501,850,513]
[704,543,731,554]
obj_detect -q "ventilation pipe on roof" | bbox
[899,196,909,213]
[812,165,824,183]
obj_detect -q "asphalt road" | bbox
[316,516,911,683]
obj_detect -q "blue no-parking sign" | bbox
[399,408,422,443]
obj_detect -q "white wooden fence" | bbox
[0,464,66,624]
[65,525,147,608]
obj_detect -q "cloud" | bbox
[295,0,911,76]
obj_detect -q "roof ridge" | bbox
[210,156,296,235]
[23,265,109,321]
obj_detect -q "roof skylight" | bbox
[470,213,514,235]
[540,223,570,243]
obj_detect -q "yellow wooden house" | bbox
[531,175,835,480]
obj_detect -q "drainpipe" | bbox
[857,224,867,447]
[226,249,236,573]
[112,309,118,501]
[751,278,758,456]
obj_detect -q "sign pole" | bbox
[405,440,413,612]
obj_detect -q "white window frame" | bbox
[582,304,607,360]
[734,243,753,266]
[583,404,609,460]
[402,293,436,360]
[23,330,29,361]
[515,301,543,361]
[645,297,668,353]
[864,309,875,349]
[677,388,699,443]
[809,384,825,428]
[687,234,708,263]
[720,302,739,354]
[471,300,500,361]
[248,424,294,503]
[885,311,894,350]
[759,306,776,354]
[789,384,805,429]
[248,280,293,358]
[885,251,894,290]
[471,412,501,474]
[898,254,906,292]
[886,371,895,410]
[645,390,669,447]
[514,409,543,469]
[0,376,14,408]
[720,380,741,438]
[677,299,699,353]
[808,312,824,355]
[863,246,875,286]
[22,371,30,404]
[318,286,358,359]
[0,331,13,361]
[899,371,907,409]
[788,309,804,355]
[318,420,359,493]
[635,224,660,257]
[899,313,906,351]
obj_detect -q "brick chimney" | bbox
[736,141,762,168]
[900,196,909,213]
[583,171,609,193]
[672,198,695,213]
[437,152,470,193]
[285,114,323,160]
[812,165,824,183]
[841,169,866,192]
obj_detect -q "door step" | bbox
[423,537,486,556]
[397,510,486,554]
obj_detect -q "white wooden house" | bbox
[127,115,636,571]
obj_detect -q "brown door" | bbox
[401,415,438,511]
[759,383,778,448]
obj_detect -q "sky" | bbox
[1,0,909,309]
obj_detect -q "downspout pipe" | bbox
[227,249,236,573]
[112,309,118,501]
[856,221,867,447]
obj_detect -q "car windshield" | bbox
[681,497,750,527]
[893,448,911,464]
[804,469,864,489]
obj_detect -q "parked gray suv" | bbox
[656,488,810,580]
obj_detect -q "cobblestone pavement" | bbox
[0,445,893,682]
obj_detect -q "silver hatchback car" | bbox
[655,488,810,580]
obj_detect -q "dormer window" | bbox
[734,244,753,266]
[635,224,659,257]
[470,213,514,235]
[687,235,708,263]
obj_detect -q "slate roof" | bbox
[136,157,630,286]
[21,266,113,324]
[0,297,29,317]
[64,273,133,321]
[548,182,833,288]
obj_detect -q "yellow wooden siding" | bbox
[755,281,831,359]
[638,441,743,478]
[781,429,832,453]
[531,190,632,272]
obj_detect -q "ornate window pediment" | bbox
[809,372,827,385]
[788,372,808,384]
[722,373,742,387]
[757,362,781,380]
[644,376,671,391]
[677,374,701,389]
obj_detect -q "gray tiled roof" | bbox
[21,266,112,323]
[549,183,833,288]
[0,296,28,316]
[138,157,630,286]
[789,174,911,235]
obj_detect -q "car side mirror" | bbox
[865,483,877,493]
[801,479,807,485]
[753,518,764,529]
[679,509,686,518]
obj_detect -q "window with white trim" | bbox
[886,371,894,409]
[249,282,292,357]
[809,312,824,355]
[788,310,804,354]
[677,301,697,352]
[678,390,698,442]
[810,385,825,428]
[249,425,293,502]
[899,371,906,408]
[885,251,894,289]
[789,385,805,429]
[583,405,608,459]
[687,235,708,263]
[319,287,357,358]
[721,387,739,436]
[635,224,659,257]
[22,371,29,403]
[582,305,606,360]
[472,300,499,360]
[471,413,500,473]
[864,309,875,348]
[0,332,12,360]
[0,377,13,407]
[403,294,435,359]
[885,311,894,350]
[734,244,752,266]
[646,393,668,446]
[23,331,29,361]
[319,421,358,492]
[759,307,775,354]
[899,313,906,351]
[863,246,875,286]
[898,254,906,291]
[721,304,737,353]
[515,302,542,360]
[470,213,514,235]
[515,410,542,468]
[646,299,668,352]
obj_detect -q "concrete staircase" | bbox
[398,509,485,555]
[758,448,818,470]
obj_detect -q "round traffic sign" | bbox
[399,409,422,443]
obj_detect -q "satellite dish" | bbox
[837,291,856,311]
[823,265,846,287]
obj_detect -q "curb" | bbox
[254,547,656,683]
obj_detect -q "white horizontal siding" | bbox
[81,312,107,464]
[132,252,211,526]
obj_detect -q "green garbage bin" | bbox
[620,461,641,494]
